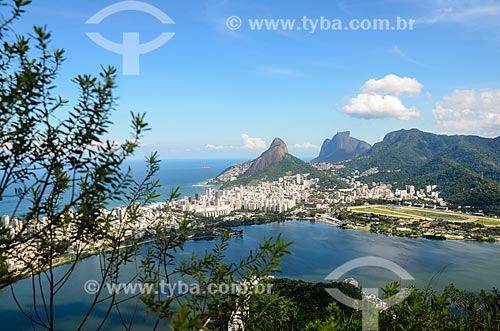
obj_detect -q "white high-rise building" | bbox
[2,215,10,228]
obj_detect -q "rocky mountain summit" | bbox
[312,131,371,163]
[214,137,342,187]
[244,138,288,176]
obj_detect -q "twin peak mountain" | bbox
[215,134,363,185]
[215,138,298,185]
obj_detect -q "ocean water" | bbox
[0,158,245,217]
[123,158,245,200]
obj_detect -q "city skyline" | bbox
[13,0,500,158]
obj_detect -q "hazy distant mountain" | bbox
[215,138,345,188]
[344,128,500,214]
[312,131,371,163]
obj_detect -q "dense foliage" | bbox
[343,129,500,214]
[243,279,500,331]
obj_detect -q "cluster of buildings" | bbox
[173,170,444,218]
[340,171,444,205]
[349,183,442,203]
[307,180,444,209]
[0,203,177,273]
[1,168,445,273]
[174,174,318,216]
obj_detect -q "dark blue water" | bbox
[124,158,245,199]
[0,158,244,217]
[1,221,500,330]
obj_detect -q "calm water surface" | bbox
[1,221,499,330]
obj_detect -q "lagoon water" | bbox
[1,159,500,330]
[1,221,500,330]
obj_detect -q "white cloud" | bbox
[361,74,424,96]
[344,93,420,120]
[432,88,500,136]
[206,134,267,151]
[293,142,319,150]
[343,74,423,120]
[240,134,267,150]
[206,144,230,151]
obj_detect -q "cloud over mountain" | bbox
[293,142,319,150]
[344,93,420,120]
[206,134,267,151]
[433,88,500,136]
[361,74,423,96]
[343,74,422,120]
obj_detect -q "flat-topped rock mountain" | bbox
[312,131,371,163]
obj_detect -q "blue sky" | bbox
[10,0,500,159]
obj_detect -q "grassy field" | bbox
[392,208,468,222]
[476,217,500,227]
[351,206,422,219]
[349,205,500,226]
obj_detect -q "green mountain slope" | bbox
[344,129,500,213]
[350,129,500,179]
[224,154,346,188]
